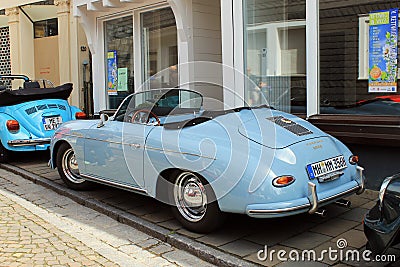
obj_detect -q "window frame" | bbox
[358,16,370,80]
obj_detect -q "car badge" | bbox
[281,118,292,124]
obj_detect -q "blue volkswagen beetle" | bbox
[0,75,85,162]
[49,88,365,233]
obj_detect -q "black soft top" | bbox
[0,83,73,107]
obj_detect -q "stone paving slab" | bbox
[2,152,400,266]
[0,170,210,267]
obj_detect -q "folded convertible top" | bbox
[0,83,73,107]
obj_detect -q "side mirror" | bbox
[97,113,109,128]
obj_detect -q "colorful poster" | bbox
[117,68,128,92]
[369,9,398,93]
[107,51,118,96]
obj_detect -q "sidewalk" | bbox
[0,168,213,267]
[3,153,400,266]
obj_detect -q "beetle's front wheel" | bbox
[56,143,91,190]
[170,171,225,233]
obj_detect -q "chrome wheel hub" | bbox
[62,148,85,184]
[174,172,207,222]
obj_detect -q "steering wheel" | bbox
[131,109,161,126]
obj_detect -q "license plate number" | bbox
[306,155,347,180]
[43,116,63,131]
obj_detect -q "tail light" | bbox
[75,112,87,119]
[6,120,20,133]
[272,176,295,187]
[349,155,359,165]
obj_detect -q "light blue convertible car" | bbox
[50,88,365,232]
[0,75,85,162]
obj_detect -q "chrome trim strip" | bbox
[80,173,148,194]
[8,138,51,147]
[248,184,361,215]
[62,134,134,146]
[248,203,310,215]
[145,146,216,160]
[60,134,213,160]
[63,133,84,138]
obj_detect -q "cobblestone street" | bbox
[0,168,213,267]
[2,153,400,266]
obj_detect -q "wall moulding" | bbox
[5,8,19,23]
[55,0,71,14]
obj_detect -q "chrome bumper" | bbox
[7,138,51,147]
[248,166,366,216]
[356,166,365,195]
[307,165,365,214]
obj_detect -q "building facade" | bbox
[0,0,90,113]
[75,0,400,186]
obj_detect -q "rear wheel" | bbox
[170,171,225,233]
[56,143,91,190]
[0,142,9,163]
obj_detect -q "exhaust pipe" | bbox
[315,209,327,218]
[335,199,351,208]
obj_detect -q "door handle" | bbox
[131,144,141,149]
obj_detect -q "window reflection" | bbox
[141,8,178,90]
[244,0,306,113]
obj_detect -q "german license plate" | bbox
[306,155,347,180]
[43,116,63,131]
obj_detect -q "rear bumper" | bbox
[246,166,365,218]
[7,138,51,147]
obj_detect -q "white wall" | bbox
[0,0,43,9]
[19,10,35,79]
[192,0,223,110]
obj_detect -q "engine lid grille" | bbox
[267,116,313,136]
[25,104,67,115]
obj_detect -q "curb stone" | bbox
[0,163,259,267]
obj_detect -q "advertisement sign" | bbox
[117,68,128,92]
[107,51,118,96]
[369,9,398,93]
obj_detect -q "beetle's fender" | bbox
[0,113,32,151]
[70,106,83,119]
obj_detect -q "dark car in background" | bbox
[364,174,400,254]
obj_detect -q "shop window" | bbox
[359,16,400,80]
[34,18,58,38]
[141,8,178,90]
[104,16,134,109]
[320,1,400,115]
[244,0,306,114]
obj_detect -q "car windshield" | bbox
[130,89,202,111]
[114,89,203,123]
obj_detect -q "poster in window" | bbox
[369,9,398,93]
[117,68,128,92]
[107,51,118,96]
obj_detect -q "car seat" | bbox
[23,81,40,89]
